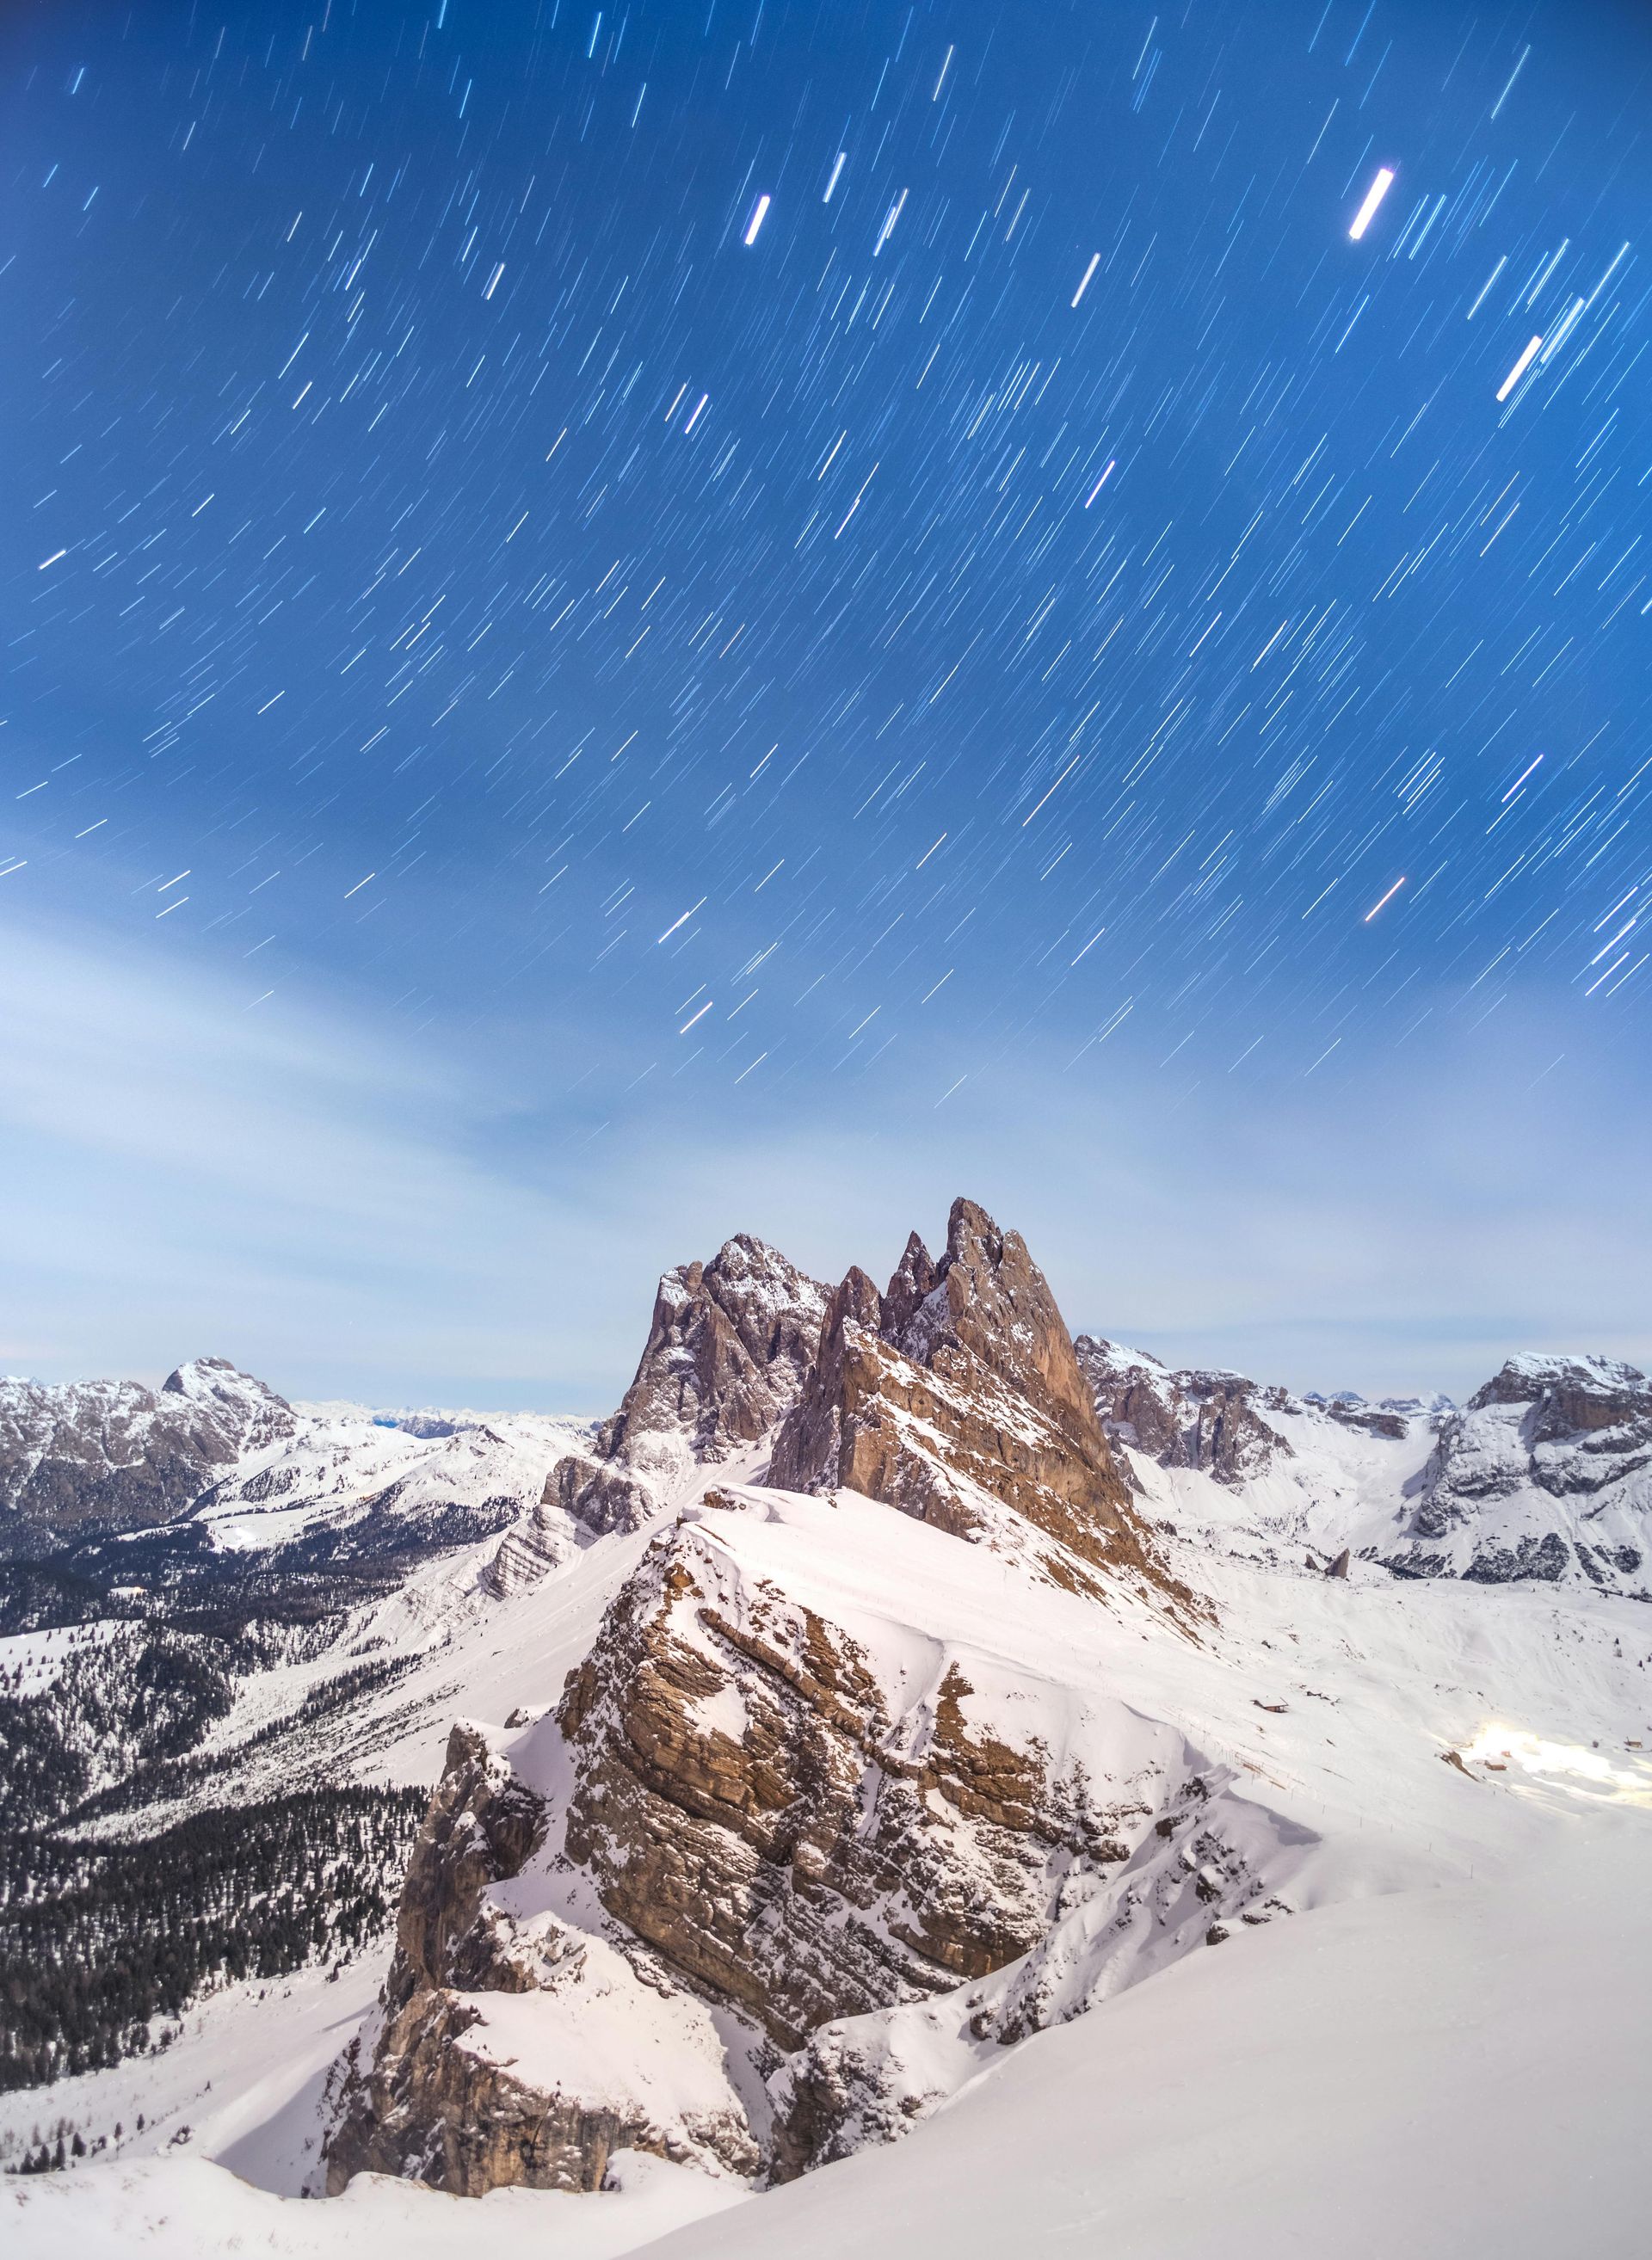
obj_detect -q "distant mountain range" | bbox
[5,1218,1645,1629]
[0,1363,589,1634]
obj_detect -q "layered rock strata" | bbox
[327,1472,1278,2201]
[320,1717,759,2193]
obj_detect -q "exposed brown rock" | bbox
[1075,1337,1289,1487]
[769,1199,1173,1601]
[601,1233,830,1466]
[319,1719,757,2196]
[559,1522,1136,2055]
[520,1235,830,1561]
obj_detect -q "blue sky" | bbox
[3,0,1650,1407]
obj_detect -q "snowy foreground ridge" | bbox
[5,1197,1651,2258]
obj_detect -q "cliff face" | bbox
[324,1473,1282,2204]
[599,1235,831,1469]
[1075,1337,1290,1487]
[558,1513,1131,2052]
[319,1718,758,2195]
[770,1200,1168,1602]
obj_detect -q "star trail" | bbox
[3,0,1651,1400]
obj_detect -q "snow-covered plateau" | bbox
[4,1198,1649,2258]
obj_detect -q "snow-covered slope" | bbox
[632,1824,1652,2260]
[9,1473,1649,2249]
[197,1401,592,1566]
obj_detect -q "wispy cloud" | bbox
[0,914,1645,1408]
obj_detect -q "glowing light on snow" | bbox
[1460,1724,1652,1806]
[1497,336,1543,402]
[1347,167,1395,241]
[743,194,771,246]
[1363,876,1406,922]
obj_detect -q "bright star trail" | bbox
[3,0,1651,1401]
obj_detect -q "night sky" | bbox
[4,0,1651,1407]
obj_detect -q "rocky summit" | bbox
[317,1197,1210,2197]
[768,1196,1171,1600]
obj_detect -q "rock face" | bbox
[601,1235,831,1471]
[1388,1355,1652,1588]
[765,1768,1298,2179]
[325,1486,1295,2202]
[770,1200,1168,1601]
[0,1357,294,1556]
[499,1237,831,1588]
[1075,1338,1289,1487]
[319,1718,758,2195]
[558,1518,1126,2052]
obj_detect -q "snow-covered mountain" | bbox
[4,1197,1650,2258]
[1079,1335,1652,1594]
[0,1358,295,1551]
[0,1363,593,1634]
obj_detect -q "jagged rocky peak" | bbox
[888,1198,1105,1439]
[601,1231,832,1468]
[503,1235,832,1580]
[770,1196,1178,1604]
[1074,1337,1291,1487]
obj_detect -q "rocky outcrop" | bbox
[0,1357,294,1556]
[600,1235,830,1469]
[765,1770,1301,2179]
[324,1481,1268,2201]
[483,1450,651,1597]
[1075,1338,1289,1487]
[558,1517,1132,2051]
[319,1718,759,2195]
[770,1200,1170,1602]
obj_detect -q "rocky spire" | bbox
[523,1233,832,1552]
[600,1232,830,1466]
[771,1197,1175,1603]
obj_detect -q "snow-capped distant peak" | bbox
[1468,1351,1647,1410]
[162,1355,292,1413]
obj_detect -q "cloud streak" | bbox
[1,914,1646,1410]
